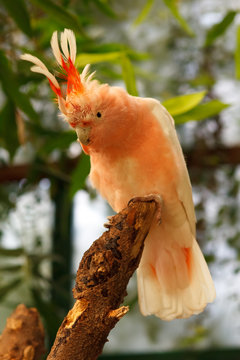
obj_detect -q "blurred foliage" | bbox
[204,10,237,47]
[133,0,154,27]
[235,25,240,79]
[163,0,195,37]
[0,0,240,356]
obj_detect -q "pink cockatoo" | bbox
[21,29,215,320]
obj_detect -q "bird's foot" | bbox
[128,194,163,225]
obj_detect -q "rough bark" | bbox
[47,197,159,360]
[0,304,45,360]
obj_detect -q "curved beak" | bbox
[76,126,91,145]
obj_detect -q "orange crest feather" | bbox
[21,29,96,115]
[61,56,84,95]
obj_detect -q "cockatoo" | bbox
[21,29,215,320]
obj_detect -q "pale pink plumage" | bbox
[21,29,216,320]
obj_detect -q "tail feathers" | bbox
[137,240,215,320]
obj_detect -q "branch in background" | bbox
[0,159,74,184]
[47,197,158,360]
[186,146,240,168]
[0,304,45,360]
[0,146,239,184]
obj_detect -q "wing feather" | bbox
[142,97,196,237]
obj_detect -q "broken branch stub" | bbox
[0,304,45,360]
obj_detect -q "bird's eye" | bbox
[97,112,102,118]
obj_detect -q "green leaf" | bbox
[75,49,147,70]
[93,0,118,18]
[163,0,195,37]
[205,10,237,47]
[0,0,32,36]
[29,0,87,37]
[126,49,150,62]
[0,50,39,122]
[76,52,121,67]
[121,55,138,96]
[235,25,240,79]
[0,100,19,159]
[190,72,215,87]
[133,0,154,27]
[88,43,126,53]
[162,91,207,116]
[87,43,149,61]
[174,100,229,124]
[69,153,90,199]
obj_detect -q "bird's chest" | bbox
[90,155,138,211]
[89,150,175,212]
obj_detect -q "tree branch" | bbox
[0,304,45,360]
[0,145,239,184]
[47,197,159,360]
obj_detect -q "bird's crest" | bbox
[21,29,96,115]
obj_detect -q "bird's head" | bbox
[21,29,133,154]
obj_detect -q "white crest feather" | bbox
[65,29,76,64]
[86,70,96,83]
[21,54,48,71]
[81,64,90,82]
[21,29,97,109]
[81,64,96,84]
[51,29,77,65]
[20,54,60,89]
[57,95,67,115]
[30,66,59,88]
[60,30,70,60]
[51,31,62,65]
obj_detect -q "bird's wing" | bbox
[142,97,196,237]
